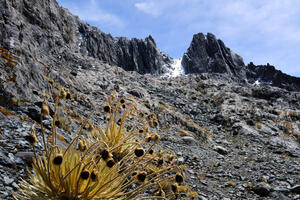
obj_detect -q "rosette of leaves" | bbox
[13,90,187,199]
[13,146,126,200]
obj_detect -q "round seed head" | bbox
[80,170,90,180]
[138,129,144,134]
[120,98,125,104]
[145,135,152,143]
[100,149,110,160]
[175,172,184,183]
[27,131,37,146]
[148,149,154,155]
[55,120,61,127]
[134,148,145,157]
[103,105,111,113]
[53,154,63,165]
[106,158,115,168]
[151,133,160,142]
[91,169,98,181]
[136,171,147,183]
[87,124,94,132]
[49,79,54,85]
[41,103,49,115]
[59,88,67,99]
[66,92,71,99]
[157,158,164,166]
[167,154,174,162]
[122,104,126,109]
[78,140,86,152]
[171,183,179,193]
[152,121,158,127]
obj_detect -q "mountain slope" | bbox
[0,0,172,75]
[0,0,300,199]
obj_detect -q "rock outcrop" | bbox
[182,33,246,80]
[0,0,172,75]
[246,62,300,91]
[182,32,300,91]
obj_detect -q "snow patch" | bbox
[162,58,184,78]
[253,80,260,86]
[9,37,14,48]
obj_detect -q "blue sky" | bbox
[57,0,300,77]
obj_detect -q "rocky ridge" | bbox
[182,33,246,80]
[0,0,172,76]
[182,32,300,91]
[0,0,300,199]
[246,62,300,91]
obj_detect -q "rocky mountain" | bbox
[246,62,300,91]
[182,33,246,80]
[182,32,300,91]
[0,0,300,199]
[0,0,172,75]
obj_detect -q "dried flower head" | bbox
[151,133,161,142]
[136,171,147,183]
[26,129,38,146]
[103,105,111,113]
[59,88,67,99]
[14,147,127,200]
[171,183,179,194]
[119,98,125,104]
[66,92,71,100]
[91,169,98,181]
[53,154,63,165]
[41,102,49,116]
[78,140,87,152]
[106,158,115,168]
[175,172,184,184]
[149,149,154,155]
[134,147,145,157]
[54,120,60,127]
[100,148,110,160]
[145,135,152,143]
[13,91,187,200]
[80,170,90,180]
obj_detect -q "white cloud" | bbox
[134,0,193,17]
[58,0,300,76]
[135,2,162,17]
[61,0,125,28]
[134,0,300,43]
[134,0,300,75]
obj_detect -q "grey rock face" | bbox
[115,36,172,74]
[247,62,300,91]
[182,33,246,80]
[182,32,300,91]
[1,1,300,200]
[0,0,172,75]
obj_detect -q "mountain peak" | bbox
[182,32,246,79]
[182,32,300,91]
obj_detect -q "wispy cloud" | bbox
[134,0,193,17]
[57,0,300,76]
[59,0,125,28]
[135,0,300,42]
[134,0,300,75]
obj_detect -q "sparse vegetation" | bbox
[13,88,191,199]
